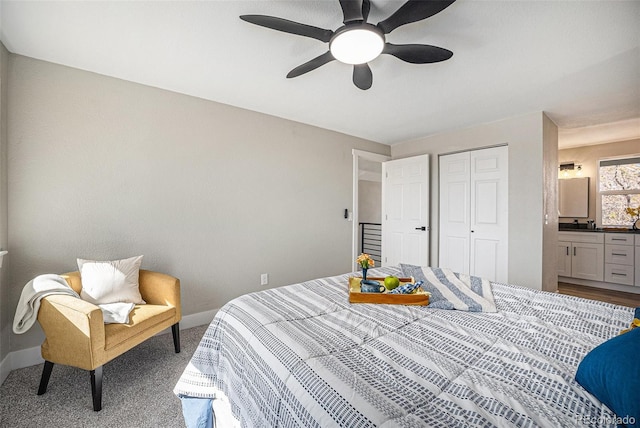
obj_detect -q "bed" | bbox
[174,265,636,427]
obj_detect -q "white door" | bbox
[469,147,509,282]
[438,152,470,274]
[381,155,430,266]
[439,146,508,283]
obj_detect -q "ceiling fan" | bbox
[240,0,456,90]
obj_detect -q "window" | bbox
[598,156,640,226]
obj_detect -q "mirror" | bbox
[559,177,589,218]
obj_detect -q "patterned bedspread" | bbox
[174,266,634,427]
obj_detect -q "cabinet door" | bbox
[636,243,640,286]
[571,243,604,281]
[557,241,571,277]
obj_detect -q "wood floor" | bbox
[558,282,640,308]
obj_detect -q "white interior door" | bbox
[469,146,508,282]
[438,152,470,274]
[381,155,430,266]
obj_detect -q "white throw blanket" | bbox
[99,302,135,324]
[13,274,135,334]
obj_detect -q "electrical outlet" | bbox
[260,273,268,286]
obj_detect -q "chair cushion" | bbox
[78,255,145,305]
[104,304,176,351]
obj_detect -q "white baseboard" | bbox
[0,343,44,387]
[0,352,11,387]
[0,308,218,387]
[180,308,218,330]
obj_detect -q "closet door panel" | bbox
[439,152,470,274]
[440,146,508,283]
[472,238,499,281]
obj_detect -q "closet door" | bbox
[438,152,470,274]
[469,146,508,283]
[438,146,508,283]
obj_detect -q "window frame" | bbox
[596,154,640,227]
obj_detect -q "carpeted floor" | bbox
[0,324,209,428]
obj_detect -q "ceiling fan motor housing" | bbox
[329,23,386,65]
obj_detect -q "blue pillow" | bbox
[575,327,640,427]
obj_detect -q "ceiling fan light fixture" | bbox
[330,26,384,65]
[240,0,456,89]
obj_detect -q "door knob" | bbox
[415,226,426,231]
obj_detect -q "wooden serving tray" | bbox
[348,277,430,306]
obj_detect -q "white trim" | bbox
[0,307,219,387]
[0,352,11,387]
[351,149,390,163]
[180,307,218,330]
[157,307,218,336]
[351,149,391,270]
[0,343,44,386]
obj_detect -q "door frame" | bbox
[352,149,391,270]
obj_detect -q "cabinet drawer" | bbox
[604,244,635,265]
[558,232,604,244]
[605,233,634,245]
[604,264,635,286]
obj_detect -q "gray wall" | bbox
[0,42,9,363]
[6,54,390,352]
[357,179,382,258]
[391,112,558,291]
[358,180,381,224]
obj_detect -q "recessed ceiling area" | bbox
[1,0,638,146]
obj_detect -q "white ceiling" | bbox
[1,0,639,146]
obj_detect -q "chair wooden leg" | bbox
[37,361,54,395]
[172,323,181,353]
[90,366,103,411]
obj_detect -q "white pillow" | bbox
[78,255,145,305]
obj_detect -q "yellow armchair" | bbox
[36,270,181,411]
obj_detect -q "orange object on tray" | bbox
[348,276,430,306]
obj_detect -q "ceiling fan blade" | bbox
[362,0,371,22]
[377,0,455,34]
[339,0,364,23]
[353,63,373,90]
[240,15,333,43]
[383,43,453,64]
[287,51,335,78]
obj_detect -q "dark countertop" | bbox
[558,227,639,234]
